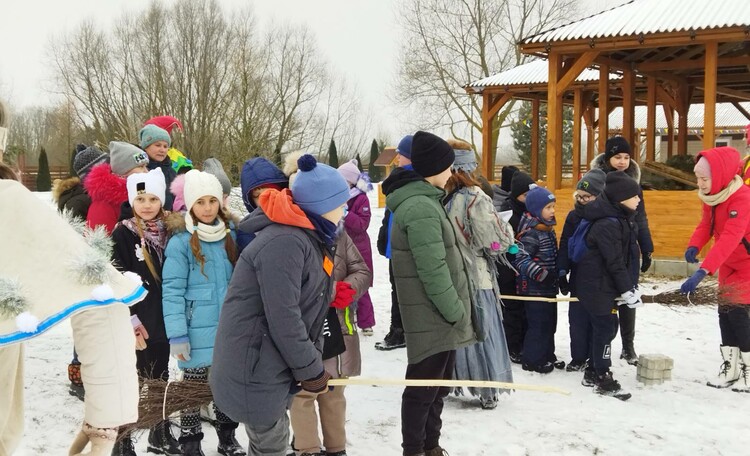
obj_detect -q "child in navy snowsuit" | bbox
[557,169,607,372]
[514,184,559,374]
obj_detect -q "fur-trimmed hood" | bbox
[590,153,641,183]
[164,208,241,234]
[52,176,82,204]
[84,163,128,206]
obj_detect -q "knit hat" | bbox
[127,168,166,207]
[410,131,455,178]
[694,156,711,179]
[604,136,632,162]
[452,149,477,174]
[524,184,556,220]
[291,155,350,216]
[337,159,361,185]
[144,115,183,135]
[109,142,149,176]
[138,125,171,150]
[73,146,108,179]
[202,158,232,195]
[576,168,606,196]
[184,169,224,211]
[604,171,640,203]
[500,165,519,192]
[396,135,413,160]
[509,171,534,201]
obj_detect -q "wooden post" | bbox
[573,89,583,181]
[481,92,494,180]
[584,104,595,165]
[646,77,657,162]
[546,53,564,190]
[531,98,540,181]
[598,64,610,153]
[704,41,719,149]
[622,69,636,147]
[664,105,674,160]
[677,85,691,155]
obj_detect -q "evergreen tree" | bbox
[511,101,574,178]
[355,153,363,171]
[328,139,339,168]
[368,139,382,182]
[36,147,52,191]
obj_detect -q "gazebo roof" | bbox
[467,59,620,90]
[521,0,750,45]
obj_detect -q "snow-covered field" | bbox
[17,191,743,455]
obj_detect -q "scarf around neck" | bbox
[122,216,168,262]
[184,212,228,242]
[698,175,743,207]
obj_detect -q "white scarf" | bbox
[184,212,228,242]
[698,175,743,207]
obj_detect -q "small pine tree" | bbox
[328,139,339,168]
[355,153,363,171]
[368,139,382,182]
[36,147,52,191]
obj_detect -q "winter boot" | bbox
[326,451,348,456]
[299,453,325,456]
[593,371,631,401]
[217,426,246,456]
[110,434,137,456]
[581,368,596,387]
[707,346,741,388]
[731,351,750,393]
[68,363,85,401]
[375,327,406,350]
[146,420,181,455]
[479,395,498,410]
[508,352,522,364]
[181,440,205,456]
[425,446,450,456]
[553,360,566,370]
[522,362,554,374]
[620,348,638,366]
[566,359,588,372]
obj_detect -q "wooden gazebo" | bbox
[471,0,750,188]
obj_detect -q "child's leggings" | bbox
[180,367,238,439]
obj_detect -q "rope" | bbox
[162,380,173,421]
[327,377,570,396]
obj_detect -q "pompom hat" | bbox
[337,159,361,185]
[291,155,350,216]
[183,169,224,211]
[73,146,108,179]
[127,168,166,207]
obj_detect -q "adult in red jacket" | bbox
[681,146,750,392]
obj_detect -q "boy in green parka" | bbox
[384,131,476,456]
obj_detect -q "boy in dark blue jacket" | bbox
[574,171,642,400]
[514,184,560,374]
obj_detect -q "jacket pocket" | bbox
[184,286,214,326]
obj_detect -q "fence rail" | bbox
[20,166,70,191]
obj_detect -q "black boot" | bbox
[147,421,181,455]
[111,434,137,456]
[217,426,246,456]
[375,327,406,350]
[593,370,632,401]
[181,440,205,456]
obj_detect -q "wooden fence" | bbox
[20,166,70,191]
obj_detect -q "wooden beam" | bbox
[481,91,494,180]
[638,55,750,72]
[594,55,689,87]
[487,93,514,120]
[598,64,610,153]
[663,105,675,159]
[703,42,719,149]
[546,52,564,190]
[656,85,677,110]
[531,98,540,181]
[556,51,600,96]
[573,89,583,181]
[646,77,657,162]
[732,101,750,121]
[583,104,596,166]
[711,86,750,102]
[622,69,636,147]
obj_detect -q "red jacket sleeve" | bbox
[701,198,750,274]
[688,204,713,252]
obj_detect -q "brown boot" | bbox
[425,446,449,456]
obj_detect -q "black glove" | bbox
[541,270,557,287]
[640,252,652,273]
[559,275,570,296]
[301,370,332,394]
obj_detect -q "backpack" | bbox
[568,217,617,263]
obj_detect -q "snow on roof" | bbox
[467,59,620,89]
[608,102,750,132]
[522,0,750,45]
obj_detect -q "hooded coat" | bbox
[383,168,476,364]
[52,176,91,220]
[210,189,336,426]
[688,147,750,304]
[237,157,289,251]
[84,163,128,234]
[513,212,558,297]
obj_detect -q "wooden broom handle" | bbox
[327,377,570,396]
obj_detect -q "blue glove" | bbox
[685,246,699,264]
[680,269,707,294]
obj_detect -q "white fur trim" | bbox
[122,271,143,285]
[91,284,115,302]
[15,312,40,333]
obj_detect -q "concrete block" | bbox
[637,366,665,380]
[638,354,674,370]
[663,369,672,381]
[637,375,664,386]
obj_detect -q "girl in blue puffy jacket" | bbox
[162,170,245,456]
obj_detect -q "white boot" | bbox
[707,346,741,388]
[732,351,750,393]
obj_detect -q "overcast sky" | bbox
[1,0,622,144]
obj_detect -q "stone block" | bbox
[638,354,674,370]
[637,375,664,386]
[637,366,664,380]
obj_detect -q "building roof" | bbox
[373,147,397,167]
[467,59,620,90]
[521,0,750,45]
[608,102,750,134]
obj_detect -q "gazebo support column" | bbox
[481,91,512,180]
[703,41,719,149]
[676,84,692,155]
[584,105,595,165]
[664,105,675,159]
[598,64,610,152]
[546,52,564,190]
[646,77,657,162]
[573,89,583,181]
[531,98,540,180]
[622,69,636,147]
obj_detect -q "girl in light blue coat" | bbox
[162,169,245,456]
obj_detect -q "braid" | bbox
[187,210,208,278]
[133,213,161,283]
[219,210,238,266]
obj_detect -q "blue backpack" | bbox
[568,217,617,263]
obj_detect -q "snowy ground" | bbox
[17,191,743,455]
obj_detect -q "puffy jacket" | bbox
[557,207,583,296]
[210,189,335,426]
[574,194,639,315]
[344,192,373,274]
[84,163,128,234]
[513,212,558,297]
[52,176,91,220]
[384,168,476,364]
[162,214,235,369]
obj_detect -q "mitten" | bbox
[68,423,117,456]
[330,281,357,309]
[619,289,643,308]
[301,370,332,394]
[680,269,707,294]
[131,315,149,351]
[169,337,191,361]
[640,252,653,273]
[684,246,699,264]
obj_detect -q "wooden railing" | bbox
[20,166,70,191]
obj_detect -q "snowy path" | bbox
[17,191,742,455]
